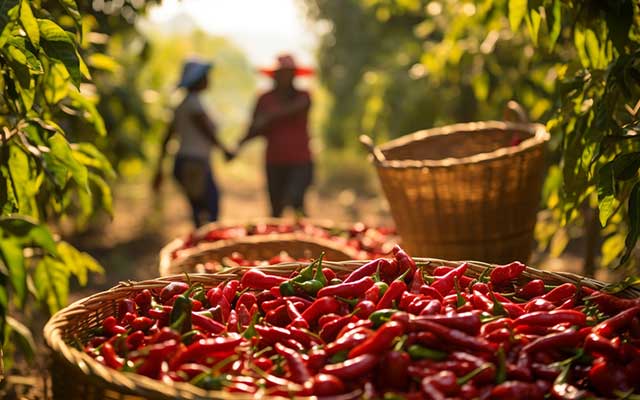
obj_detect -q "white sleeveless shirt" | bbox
[174,93,214,160]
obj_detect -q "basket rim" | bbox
[372,120,549,169]
[158,218,366,273]
[161,233,362,276]
[44,257,639,400]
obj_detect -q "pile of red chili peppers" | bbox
[84,246,640,399]
[173,221,397,260]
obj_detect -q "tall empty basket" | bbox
[364,120,549,264]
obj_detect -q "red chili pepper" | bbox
[240,269,287,290]
[430,262,468,296]
[301,297,341,324]
[343,259,383,283]
[103,316,127,336]
[149,327,180,344]
[420,299,442,316]
[408,319,494,353]
[126,330,145,350]
[393,245,417,280]
[325,331,370,356]
[317,276,374,298]
[318,313,340,327]
[322,268,337,282]
[275,342,311,384]
[593,305,640,338]
[490,381,544,400]
[471,290,493,312]
[363,284,380,303]
[419,285,444,302]
[306,348,327,371]
[540,283,576,304]
[516,279,545,299]
[522,328,589,354]
[513,310,586,328]
[587,291,640,314]
[222,280,240,303]
[312,373,346,396]
[421,371,459,400]
[413,312,482,335]
[379,350,411,390]
[320,353,378,379]
[409,268,425,293]
[584,332,620,359]
[100,342,123,369]
[348,320,405,358]
[480,317,513,335]
[265,304,290,327]
[130,316,154,332]
[191,311,226,334]
[169,336,242,369]
[376,279,407,310]
[320,314,356,343]
[235,292,257,311]
[117,299,137,321]
[253,356,273,371]
[137,339,180,378]
[524,298,556,313]
[286,300,309,329]
[134,289,152,313]
[354,300,376,319]
[159,282,189,303]
[227,310,239,332]
[255,325,292,345]
[589,359,633,397]
[490,261,526,286]
[289,326,321,348]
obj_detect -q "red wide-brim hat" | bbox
[259,54,314,77]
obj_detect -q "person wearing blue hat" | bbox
[153,59,234,226]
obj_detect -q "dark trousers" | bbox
[266,162,313,217]
[173,155,219,227]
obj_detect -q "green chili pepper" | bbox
[369,308,396,327]
[496,346,506,384]
[242,311,260,339]
[279,281,296,296]
[192,287,206,304]
[170,294,193,333]
[293,259,317,283]
[313,253,327,286]
[407,344,448,361]
[376,281,389,297]
[295,279,324,295]
[181,329,200,345]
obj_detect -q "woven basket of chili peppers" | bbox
[361,120,549,264]
[158,218,397,276]
[45,246,640,399]
[161,234,361,276]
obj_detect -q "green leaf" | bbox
[33,256,69,313]
[546,0,561,50]
[602,232,626,267]
[38,19,80,86]
[88,172,113,216]
[56,0,81,27]
[0,216,58,256]
[6,44,30,88]
[508,0,527,31]
[7,144,32,214]
[67,90,106,136]
[597,162,618,226]
[47,132,89,192]
[8,37,42,73]
[0,239,26,306]
[0,0,19,35]
[6,316,35,362]
[19,0,38,47]
[605,0,633,52]
[72,143,116,179]
[574,28,590,68]
[612,152,640,181]
[584,29,600,69]
[525,8,541,46]
[620,182,640,266]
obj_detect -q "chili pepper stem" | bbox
[457,363,493,386]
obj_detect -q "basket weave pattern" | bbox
[44,258,639,400]
[372,121,549,263]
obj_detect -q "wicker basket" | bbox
[158,218,358,277]
[44,258,639,400]
[362,120,550,264]
[160,234,360,276]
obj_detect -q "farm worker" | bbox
[153,59,233,227]
[235,54,314,217]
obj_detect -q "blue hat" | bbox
[178,60,214,89]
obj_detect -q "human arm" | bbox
[190,111,234,160]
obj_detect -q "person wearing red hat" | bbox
[235,54,314,217]
[153,59,234,226]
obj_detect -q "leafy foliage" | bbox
[0,0,110,365]
[305,0,640,273]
